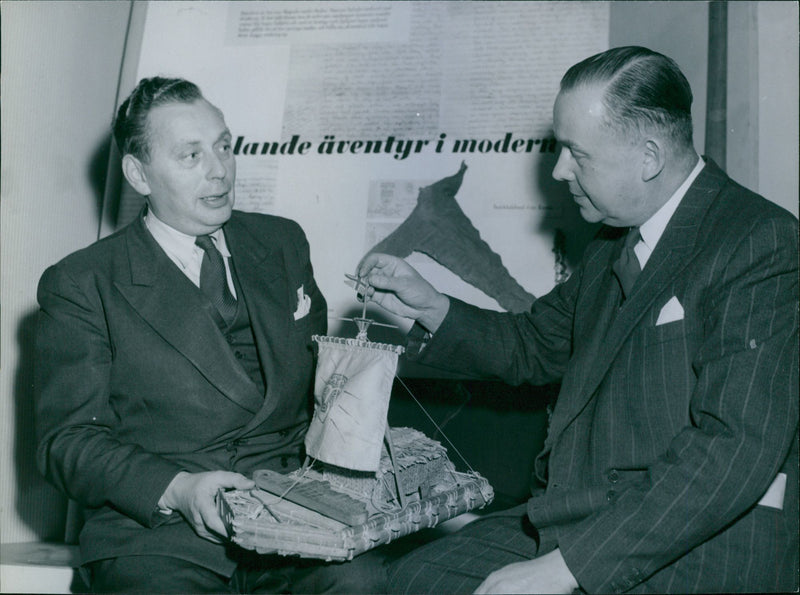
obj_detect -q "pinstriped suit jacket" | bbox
[408,159,798,592]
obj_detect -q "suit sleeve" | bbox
[35,263,183,528]
[558,215,799,592]
[406,253,584,384]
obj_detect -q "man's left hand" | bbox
[474,548,579,594]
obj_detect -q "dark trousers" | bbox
[86,547,389,594]
[387,503,549,595]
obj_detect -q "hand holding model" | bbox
[356,253,450,334]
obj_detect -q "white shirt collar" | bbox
[144,209,231,264]
[636,156,704,264]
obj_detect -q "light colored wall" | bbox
[1,0,132,543]
[756,1,799,216]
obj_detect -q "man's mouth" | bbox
[200,191,230,203]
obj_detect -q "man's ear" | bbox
[122,154,151,196]
[641,139,665,182]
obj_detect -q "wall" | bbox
[1,0,797,548]
[756,1,799,216]
[1,1,132,543]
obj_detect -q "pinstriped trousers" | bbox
[387,503,558,594]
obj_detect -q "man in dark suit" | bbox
[35,77,386,593]
[356,47,798,593]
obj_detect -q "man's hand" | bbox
[474,548,579,594]
[355,253,450,333]
[159,470,255,543]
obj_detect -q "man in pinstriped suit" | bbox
[357,47,798,593]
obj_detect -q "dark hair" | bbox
[113,77,204,161]
[560,46,694,148]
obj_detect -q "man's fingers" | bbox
[357,252,399,278]
[225,473,255,491]
[189,493,228,543]
[201,509,228,542]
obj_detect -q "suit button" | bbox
[280,456,289,468]
[234,351,244,359]
[226,335,235,344]
[607,490,617,503]
[226,442,235,451]
[608,469,619,483]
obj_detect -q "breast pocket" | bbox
[643,318,690,346]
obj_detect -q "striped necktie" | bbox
[195,234,237,324]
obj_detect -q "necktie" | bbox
[195,234,237,324]
[612,227,641,300]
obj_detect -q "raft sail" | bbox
[306,333,404,472]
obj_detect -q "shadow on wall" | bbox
[13,308,69,541]
[91,131,121,233]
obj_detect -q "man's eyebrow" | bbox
[170,130,231,151]
[558,138,586,153]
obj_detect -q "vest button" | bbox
[607,490,617,503]
[608,469,619,483]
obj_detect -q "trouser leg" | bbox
[387,503,541,595]
[230,546,389,594]
[87,555,233,594]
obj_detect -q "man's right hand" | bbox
[158,471,255,543]
[356,253,450,333]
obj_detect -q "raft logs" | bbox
[233,133,557,161]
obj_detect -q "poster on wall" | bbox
[109,0,608,344]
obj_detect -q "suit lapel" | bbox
[223,214,292,427]
[114,216,264,413]
[545,246,622,441]
[550,159,728,438]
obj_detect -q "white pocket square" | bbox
[293,285,311,320]
[656,296,684,325]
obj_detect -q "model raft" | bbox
[219,427,493,561]
[218,278,493,561]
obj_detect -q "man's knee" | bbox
[290,548,389,594]
[387,509,540,594]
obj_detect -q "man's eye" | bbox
[218,143,232,155]
[181,151,200,163]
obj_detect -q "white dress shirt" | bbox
[634,157,704,269]
[144,210,237,298]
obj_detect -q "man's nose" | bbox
[206,152,228,179]
[552,147,573,182]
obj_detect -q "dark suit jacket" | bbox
[35,210,327,575]
[407,159,799,592]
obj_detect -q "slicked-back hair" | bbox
[560,46,694,149]
[113,77,204,162]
